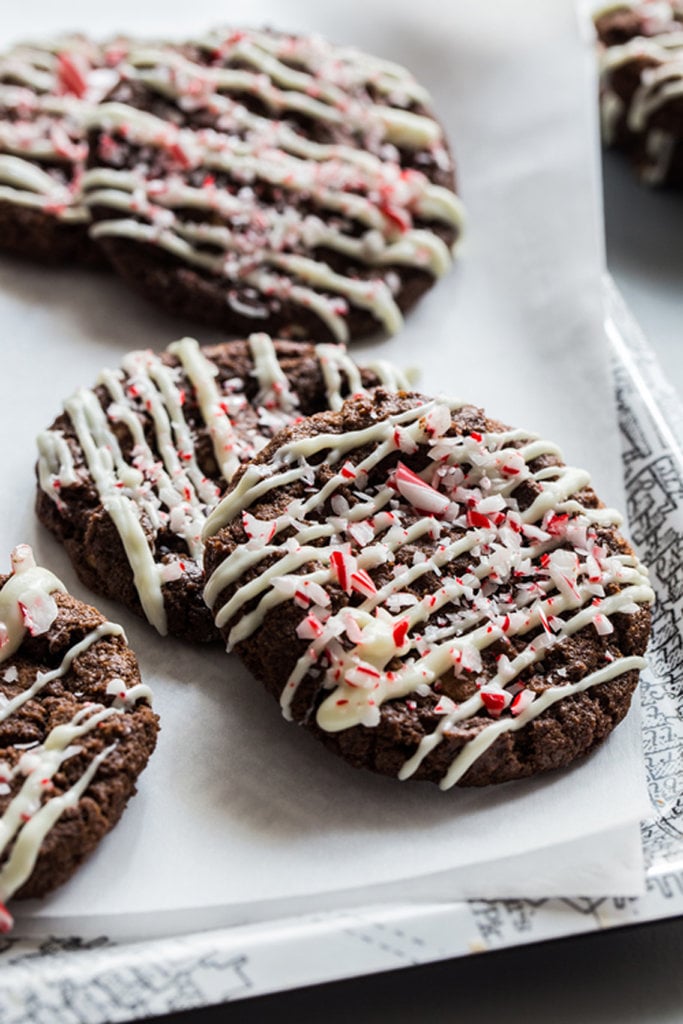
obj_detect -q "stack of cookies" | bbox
[0,23,654,931]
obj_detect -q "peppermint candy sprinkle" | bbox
[204,394,654,790]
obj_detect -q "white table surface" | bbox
[146,144,683,1024]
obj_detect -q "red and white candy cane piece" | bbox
[49,122,87,162]
[434,695,457,715]
[345,661,381,689]
[304,580,331,608]
[347,520,374,548]
[242,511,276,545]
[394,462,450,516]
[500,450,526,477]
[392,426,418,454]
[350,568,377,599]
[480,688,512,717]
[17,591,59,637]
[466,508,492,530]
[329,546,357,593]
[510,689,536,716]
[422,403,451,438]
[392,618,410,649]
[342,612,365,644]
[0,902,13,935]
[544,512,569,536]
[56,52,88,99]
[296,613,325,640]
[379,201,411,233]
[593,613,614,636]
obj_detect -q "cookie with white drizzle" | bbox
[594,1,683,186]
[36,334,410,643]
[203,389,653,789]
[0,545,157,932]
[0,34,131,263]
[81,27,463,342]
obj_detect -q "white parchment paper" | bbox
[0,0,650,938]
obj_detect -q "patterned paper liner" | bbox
[0,278,681,1023]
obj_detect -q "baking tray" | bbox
[0,275,680,1023]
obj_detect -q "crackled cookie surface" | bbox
[0,546,157,931]
[203,390,653,789]
[82,27,463,341]
[0,34,127,262]
[36,334,408,642]
[595,1,683,186]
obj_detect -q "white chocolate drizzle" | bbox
[37,336,410,635]
[0,37,124,223]
[81,28,462,339]
[0,546,152,911]
[203,396,654,789]
[597,3,683,184]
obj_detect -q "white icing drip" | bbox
[204,398,654,784]
[0,737,116,902]
[315,343,364,411]
[38,336,410,633]
[248,333,300,413]
[63,386,168,635]
[167,337,242,481]
[87,215,360,343]
[36,429,81,505]
[106,677,155,709]
[365,359,412,393]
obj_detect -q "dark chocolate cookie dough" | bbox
[595,1,683,186]
[36,334,408,643]
[203,389,653,789]
[0,545,157,927]
[82,28,463,341]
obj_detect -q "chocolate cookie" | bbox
[203,389,653,789]
[595,1,683,186]
[0,35,128,263]
[82,28,463,341]
[0,545,158,931]
[36,335,409,642]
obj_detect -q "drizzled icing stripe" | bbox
[81,28,462,341]
[203,396,654,789]
[0,547,152,913]
[37,335,410,635]
[124,34,443,149]
[0,37,122,222]
[596,2,683,184]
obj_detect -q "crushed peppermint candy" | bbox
[18,591,59,637]
[205,394,653,788]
